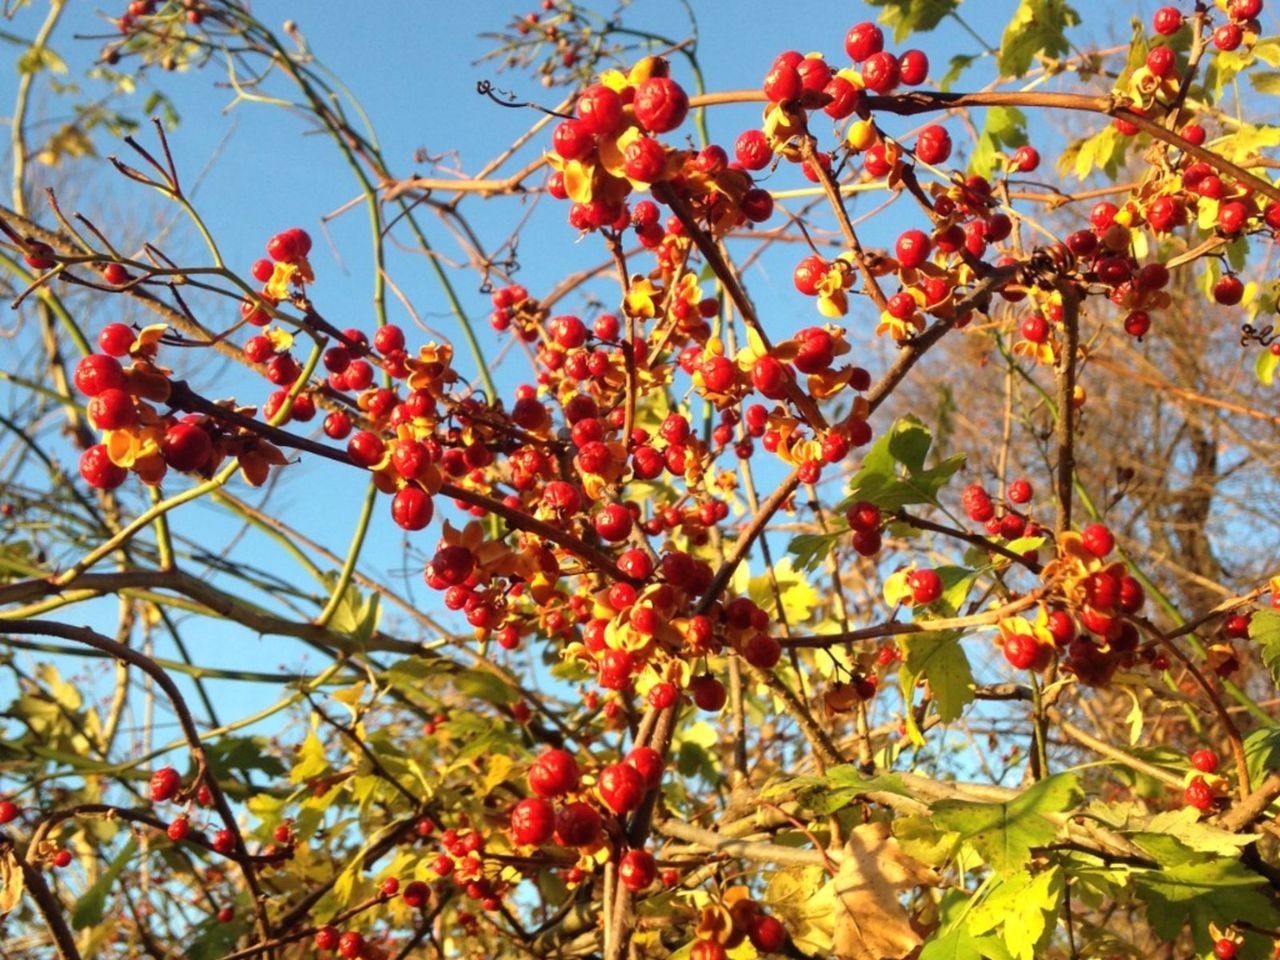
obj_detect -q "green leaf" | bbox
[867,0,960,43]
[1248,609,1280,689]
[1243,727,1280,789]
[900,630,974,724]
[940,54,978,92]
[1136,855,1280,954]
[786,530,843,574]
[453,669,519,706]
[1250,70,1280,94]
[971,106,1029,179]
[327,578,380,646]
[932,773,1082,873]
[845,415,964,510]
[204,735,286,778]
[72,837,137,929]
[998,0,1080,78]
[968,867,1064,960]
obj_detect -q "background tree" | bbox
[1,2,1280,960]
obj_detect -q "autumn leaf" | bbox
[831,820,938,960]
[0,849,22,916]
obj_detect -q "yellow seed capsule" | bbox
[846,119,876,152]
[1072,384,1087,409]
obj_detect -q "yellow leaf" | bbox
[0,849,23,916]
[883,570,913,608]
[831,821,938,960]
[332,682,366,720]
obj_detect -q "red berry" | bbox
[898,49,928,86]
[52,849,72,868]
[391,486,434,531]
[1215,938,1240,959]
[576,84,623,135]
[1213,23,1243,51]
[1213,275,1244,305]
[844,22,884,62]
[80,445,127,490]
[161,422,213,472]
[750,915,788,952]
[915,125,952,165]
[1153,6,1183,34]
[735,129,772,171]
[594,503,633,542]
[87,389,137,430]
[510,797,555,845]
[895,229,931,268]
[1004,633,1050,671]
[314,926,340,951]
[861,51,901,94]
[149,767,181,803]
[907,568,942,604]
[0,801,19,825]
[633,77,689,133]
[337,931,364,959]
[1010,145,1040,172]
[1146,46,1175,78]
[554,801,602,847]
[1184,775,1215,811]
[619,849,656,891]
[1007,478,1032,504]
[74,354,127,397]
[212,829,235,854]
[1081,523,1114,558]
[1191,749,1219,774]
[690,674,727,712]
[598,762,646,815]
[528,749,580,798]
[623,136,666,182]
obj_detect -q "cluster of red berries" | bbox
[75,330,226,490]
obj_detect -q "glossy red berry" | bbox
[391,486,433,531]
[74,354,127,397]
[750,915,788,952]
[898,49,928,86]
[1184,775,1215,811]
[633,77,689,133]
[314,926,340,950]
[0,801,19,825]
[1006,478,1032,504]
[576,84,623,135]
[1213,275,1244,305]
[895,229,931,268]
[149,767,181,803]
[690,674,727,712]
[844,22,884,62]
[598,762,646,815]
[1153,6,1183,34]
[510,797,555,845]
[528,749,580,798]
[594,503,633,542]
[336,930,364,959]
[1004,633,1051,671]
[554,801,602,847]
[908,568,942,604]
[161,422,213,472]
[915,125,952,165]
[1215,938,1240,959]
[619,849,656,891]
[1213,23,1243,51]
[1010,145,1040,172]
[1081,523,1114,558]
[861,51,901,94]
[1191,749,1219,774]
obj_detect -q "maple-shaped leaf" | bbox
[932,773,1081,874]
[831,820,939,960]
